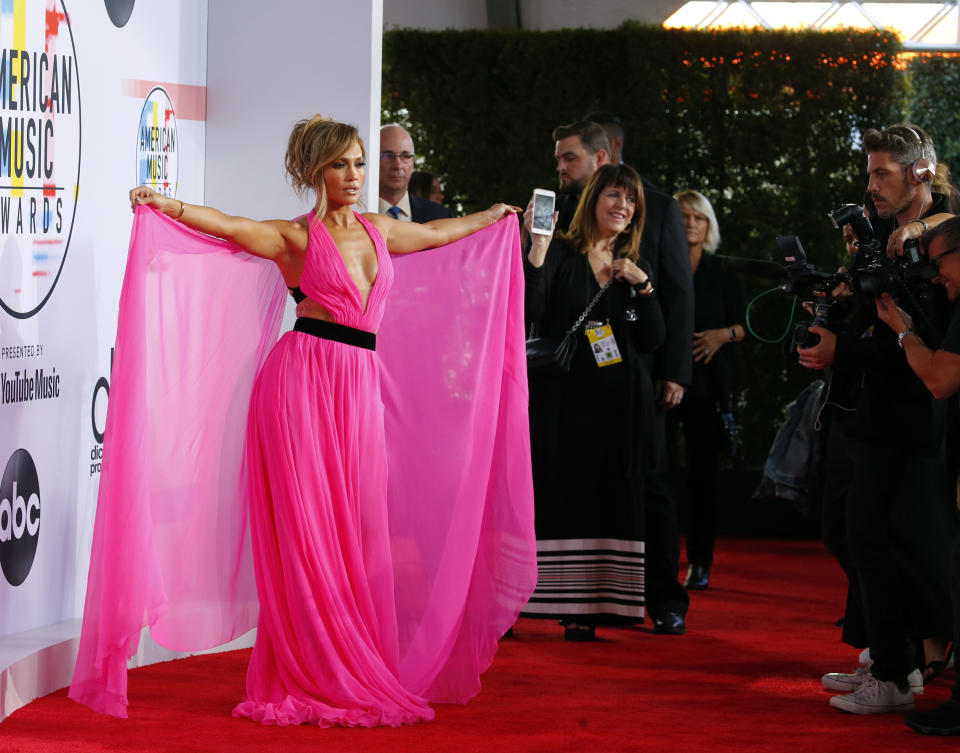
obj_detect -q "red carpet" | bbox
[2,538,955,752]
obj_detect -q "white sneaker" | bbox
[822,666,923,694]
[829,676,915,714]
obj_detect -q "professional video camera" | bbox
[777,236,841,353]
[778,204,938,355]
[827,203,937,299]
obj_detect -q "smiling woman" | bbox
[522,164,664,641]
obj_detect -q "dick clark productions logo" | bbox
[0,449,41,587]
[0,1,81,320]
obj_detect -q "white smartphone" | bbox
[531,188,556,235]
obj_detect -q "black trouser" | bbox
[820,417,868,648]
[644,410,691,619]
[846,439,954,686]
[951,530,960,701]
[674,396,723,568]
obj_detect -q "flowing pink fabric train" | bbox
[69,207,536,726]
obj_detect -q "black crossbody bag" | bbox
[526,279,613,376]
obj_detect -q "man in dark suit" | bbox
[533,117,694,634]
[379,124,454,222]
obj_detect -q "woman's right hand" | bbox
[129,185,173,214]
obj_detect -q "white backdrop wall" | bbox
[383,0,487,30]
[0,0,210,639]
[381,0,682,29]
[0,0,383,644]
[206,0,384,219]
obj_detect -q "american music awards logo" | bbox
[137,86,177,197]
[0,0,81,320]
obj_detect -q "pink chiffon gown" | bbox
[68,206,536,724]
[233,212,432,726]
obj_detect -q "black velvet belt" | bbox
[293,318,376,351]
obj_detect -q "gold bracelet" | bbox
[175,200,185,220]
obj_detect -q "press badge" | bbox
[586,325,622,367]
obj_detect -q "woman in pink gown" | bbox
[129,116,518,727]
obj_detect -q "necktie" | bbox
[388,206,401,220]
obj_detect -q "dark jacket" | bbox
[831,192,951,455]
[410,193,454,223]
[556,176,694,386]
[688,252,746,400]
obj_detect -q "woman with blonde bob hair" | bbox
[522,163,665,641]
[671,189,746,591]
[111,115,521,726]
[674,189,720,254]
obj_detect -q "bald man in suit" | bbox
[378,124,454,222]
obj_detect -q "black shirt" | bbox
[688,253,746,400]
[941,300,960,356]
[554,176,694,386]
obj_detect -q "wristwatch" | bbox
[897,328,915,348]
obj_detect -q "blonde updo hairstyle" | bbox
[285,115,364,220]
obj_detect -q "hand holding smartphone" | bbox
[531,188,556,235]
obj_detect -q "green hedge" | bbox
[905,54,960,172]
[383,25,905,469]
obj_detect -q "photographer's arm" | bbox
[886,213,954,256]
[876,293,960,399]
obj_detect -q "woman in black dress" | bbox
[672,189,746,590]
[522,164,664,641]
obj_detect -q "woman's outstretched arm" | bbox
[365,203,520,255]
[130,186,307,264]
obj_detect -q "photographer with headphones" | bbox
[798,125,956,716]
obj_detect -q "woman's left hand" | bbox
[693,328,730,364]
[611,258,649,287]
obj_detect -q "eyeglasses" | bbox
[931,246,960,268]
[380,151,415,162]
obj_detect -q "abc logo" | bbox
[0,449,41,586]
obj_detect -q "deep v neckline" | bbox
[315,211,380,316]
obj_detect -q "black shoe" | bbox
[652,611,687,635]
[564,624,596,642]
[904,699,960,735]
[684,564,710,590]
